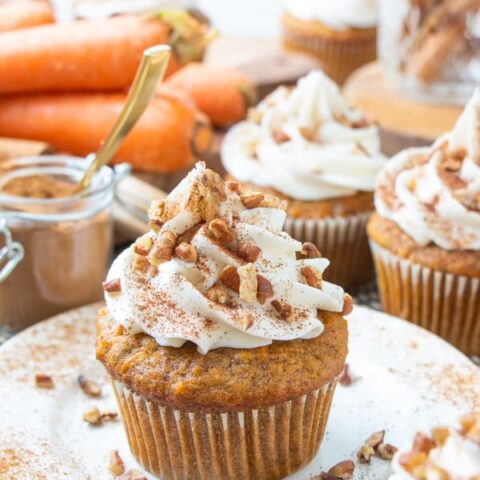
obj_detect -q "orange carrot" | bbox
[0,92,212,173]
[0,11,211,94]
[164,63,257,127]
[0,0,53,33]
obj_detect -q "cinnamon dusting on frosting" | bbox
[104,162,347,353]
[375,91,480,251]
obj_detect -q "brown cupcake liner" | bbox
[282,27,376,85]
[284,212,374,288]
[370,240,480,356]
[112,380,338,480]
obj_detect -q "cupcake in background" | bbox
[281,0,378,85]
[221,70,386,288]
[97,162,350,480]
[390,413,480,479]
[368,91,480,356]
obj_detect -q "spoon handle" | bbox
[77,45,171,192]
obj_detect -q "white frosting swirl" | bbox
[375,91,480,251]
[284,0,378,30]
[105,163,345,354]
[390,430,480,480]
[221,71,386,201]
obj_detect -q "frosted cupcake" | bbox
[390,413,480,479]
[97,162,351,480]
[221,71,386,287]
[368,91,480,355]
[281,0,378,85]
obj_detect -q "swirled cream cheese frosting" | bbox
[375,91,480,250]
[284,0,378,30]
[104,163,349,354]
[221,70,386,201]
[389,413,480,480]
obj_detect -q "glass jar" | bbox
[0,156,128,331]
[379,0,480,104]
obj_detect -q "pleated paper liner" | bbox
[370,241,480,356]
[284,212,374,288]
[281,14,376,85]
[112,380,338,480]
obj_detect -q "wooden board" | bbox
[343,62,463,155]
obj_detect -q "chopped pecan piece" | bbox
[148,200,167,223]
[342,294,353,315]
[219,265,240,293]
[260,194,281,208]
[148,231,176,266]
[132,254,156,275]
[357,443,375,464]
[412,432,436,454]
[357,430,385,463]
[148,219,163,233]
[271,300,294,322]
[206,285,230,305]
[327,460,355,479]
[301,266,322,289]
[351,117,370,129]
[443,157,462,172]
[132,235,153,256]
[35,374,54,389]
[299,126,316,141]
[225,180,240,193]
[78,375,101,398]
[460,412,480,443]
[273,131,290,144]
[102,278,121,295]
[108,450,125,476]
[238,312,254,330]
[238,263,258,303]
[200,168,227,201]
[376,443,398,460]
[83,407,118,426]
[339,364,354,386]
[236,243,261,262]
[175,242,197,263]
[240,192,265,209]
[299,242,321,259]
[257,275,274,304]
[431,427,450,447]
[207,219,234,244]
[398,451,428,472]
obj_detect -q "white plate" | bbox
[0,304,478,480]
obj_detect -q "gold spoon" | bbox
[76,44,171,193]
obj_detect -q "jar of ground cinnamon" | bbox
[0,156,123,330]
[379,0,480,104]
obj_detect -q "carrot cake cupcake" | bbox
[281,0,378,85]
[96,162,351,480]
[221,70,386,287]
[368,91,480,355]
[389,413,480,479]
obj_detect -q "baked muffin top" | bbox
[96,307,347,412]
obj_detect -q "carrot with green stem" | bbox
[0,10,213,94]
[164,63,257,127]
[0,0,53,33]
[0,91,213,173]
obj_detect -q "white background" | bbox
[197,0,282,36]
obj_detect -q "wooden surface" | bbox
[343,62,462,154]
